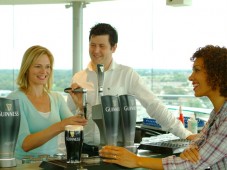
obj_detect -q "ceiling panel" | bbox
[0,0,115,5]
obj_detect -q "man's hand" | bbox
[70,83,83,111]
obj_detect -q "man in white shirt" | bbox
[67,23,194,156]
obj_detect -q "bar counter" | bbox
[1,162,41,170]
[0,150,157,170]
[0,161,148,170]
[1,133,186,170]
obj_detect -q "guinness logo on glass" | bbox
[0,103,19,117]
[6,103,12,111]
[123,98,136,111]
[66,130,80,141]
[70,131,75,137]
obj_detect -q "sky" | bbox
[1,0,227,70]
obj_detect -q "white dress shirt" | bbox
[67,60,192,145]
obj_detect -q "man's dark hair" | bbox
[89,23,118,47]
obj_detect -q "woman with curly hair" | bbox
[99,45,227,170]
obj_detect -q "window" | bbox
[82,0,226,120]
[1,0,227,121]
[0,4,73,94]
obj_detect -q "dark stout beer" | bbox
[65,125,83,163]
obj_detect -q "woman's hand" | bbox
[99,145,139,168]
[22,115,87,152]
[186,134,198,140]
[60,115,87,131]
[180,145,200,164]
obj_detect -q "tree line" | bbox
[0,69,72,91]
[0,69,190,91]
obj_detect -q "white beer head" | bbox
[65,125,83,131]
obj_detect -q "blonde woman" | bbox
[7,45,87,160]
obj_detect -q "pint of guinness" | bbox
[65,125,83,163]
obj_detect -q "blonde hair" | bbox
[17,45,54,92]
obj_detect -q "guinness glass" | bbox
[0,98,20,168]
[65,125,83,163]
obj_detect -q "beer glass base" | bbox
[66,160,80,164]
[0,158,17,167]
[77,167,88,170]
[66,160,88,170]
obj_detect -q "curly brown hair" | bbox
[190,45,227,97]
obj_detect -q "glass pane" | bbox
[0,4,72,95]
[83,0,227,121]
[1,0,227,121]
